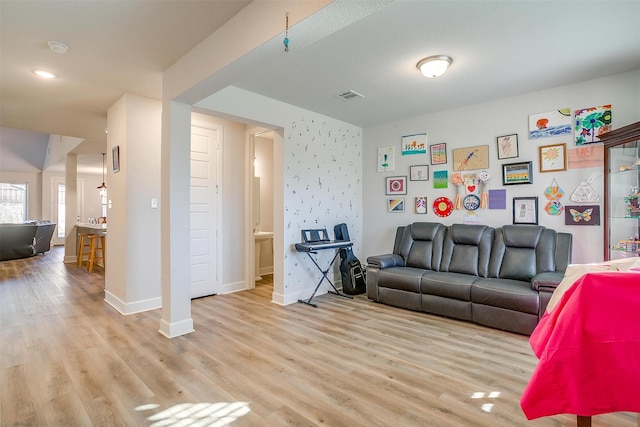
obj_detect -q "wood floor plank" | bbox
[1,247,638,426]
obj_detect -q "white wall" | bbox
[106,93,162,314]
[363,70,640,264]
[196,86,364,305]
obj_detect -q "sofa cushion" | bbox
[397,222,446,270]
[377,267,428,293]
[440,224,493,277]
[471,278,539,315]
[420,272,475,301]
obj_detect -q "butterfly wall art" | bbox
[564,205,600,226]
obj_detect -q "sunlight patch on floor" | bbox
[136,402,251,426]
[471,390,501,413]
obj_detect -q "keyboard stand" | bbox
[296,246,354,308]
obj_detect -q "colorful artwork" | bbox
[452,145,489,171]
[401,133,427,155]
[377,146,395,172]
[564,205,600,225]
[488,189,507,209]
[387,198,405,213]
[385,176,407,195]
[574,104,612,145]
[496,134,519,159]
[567,145,604,169]
[410,165,429,181]
[433,170,448,189]
[430,143,447,165]
[539,143,567,172]
[528,108,572,139]
[415,197,428,214]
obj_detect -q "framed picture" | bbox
[387,198,405,213]
[401,133,427,155]
[377,146,395,172]
[410,165,429,181]
[385,176,407,195]
[502,161,533,185]
[452,145,489,171]
[415,196,428,214]
[496,134,519,159]
[429,143,447,165]
[539,143,567,172]
[513,196,539,225]
[564,205,600,226]
[112,145,120,173]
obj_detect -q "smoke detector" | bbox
[48,41,69,54]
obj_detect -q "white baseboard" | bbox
[104,290,162,315]
[220,280,245,294]
[159,318,195,339]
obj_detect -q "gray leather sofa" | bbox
[0,221,56,261]
[366,222,572,335]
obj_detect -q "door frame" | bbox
[51,177,84,246]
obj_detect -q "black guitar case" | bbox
[334,223,366,295]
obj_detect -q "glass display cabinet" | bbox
[600,121,640,261]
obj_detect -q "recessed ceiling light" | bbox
[32,69,58,79]
[48,41,69,54]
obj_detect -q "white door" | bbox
[190,125,221,299]
[52,177,83,246]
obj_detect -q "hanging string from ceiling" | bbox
[283,12,289,52]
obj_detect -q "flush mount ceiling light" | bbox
[48,41,68,54]
[416,55,452,78]
[32,69,58,79]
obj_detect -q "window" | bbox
[0,183,27,223]
[57,183,66,238]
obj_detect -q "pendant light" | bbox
[97,153,107,190]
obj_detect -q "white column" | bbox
[159,100,194,338]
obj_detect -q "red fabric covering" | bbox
[521,272,640,420]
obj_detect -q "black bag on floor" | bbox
[334,223,366,295]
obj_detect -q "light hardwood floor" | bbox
[0,247,636,426]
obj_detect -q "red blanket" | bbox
[521,272,640,419]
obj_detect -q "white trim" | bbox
[104,290,162,315]
[220,280,247,295]
[159,318,195,339]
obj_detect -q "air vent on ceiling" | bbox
[335,90,364,101]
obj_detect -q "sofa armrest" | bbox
[531,271,565,291]
[366,254,404,269]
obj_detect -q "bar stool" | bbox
[87,233,106,272]
[77,233,92,267]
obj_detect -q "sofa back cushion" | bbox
[489,225,557,281]
[397,222,446,270]
[440,224,493,277]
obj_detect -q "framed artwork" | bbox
[401,133,427,155]
[387,198,405,213]
[539,143,567,173]
[496,134,519,159]
[528,108,572,139]
[452,145,489,171]
[415,197,428,214]
[433,170,448,189]
[574,104,612,145]
[112,145,120,173]
[513,196,539,225]
[429,143,447,165]
[410,165,429,181]
[385,176,407,195]
[564,205,600,225]
[377,146,395,172]
[502,161,533,185]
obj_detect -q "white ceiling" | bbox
[1,1,639,174]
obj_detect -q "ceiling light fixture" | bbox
[48,41,68,54]
[32,69,58,79]
[416,55,452,78]
[97,153,107,191]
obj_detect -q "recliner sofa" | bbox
[366,222,572,335]
[0,221,56,261]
